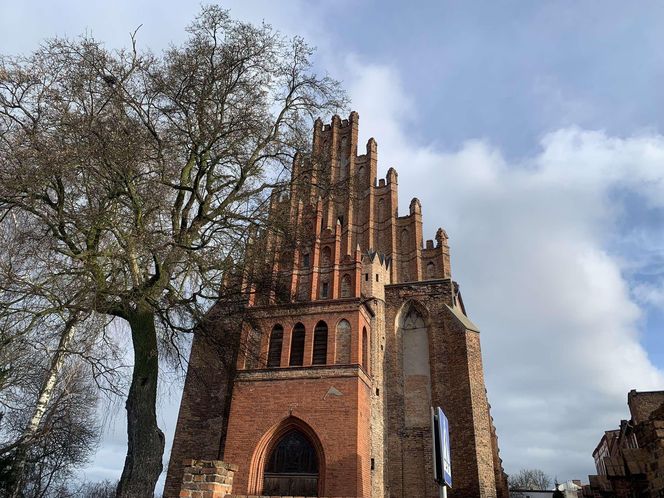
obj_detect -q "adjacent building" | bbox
[582,390,664,497]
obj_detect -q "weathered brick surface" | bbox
[179,460,238,498]
[165,322,241,498]
[629,390,664,424]
[585,391,664,497]
[222,364,371,497]
[166,112,506,498]
[383,281,499,498]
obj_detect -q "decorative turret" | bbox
[436,227,448,247]
[409,197,422,215]
[386,167,398,184]
[362,250,392,301]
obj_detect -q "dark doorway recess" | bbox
[263,430,319,496]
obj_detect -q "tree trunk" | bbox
[10,317,78,498]
[116,305,165,498]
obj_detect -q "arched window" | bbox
[245,328,262,369]
[400,305,431,428]
[426,261,435,279]
[336,320,351,364]
[289,323,306,366]
[312,321,328,365]
[340,274,352,298]
[320,279,329,299]
[263,430,319,496]
[377,198,385,221]
[362,327,369,371]
[321,246,331,266]
[401,229,409,250]
[267,325,284,368]
[302,253,310,269]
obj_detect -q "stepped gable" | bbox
[164,112,507,498]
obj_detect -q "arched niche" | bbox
[400,228,409,250]
[397,302,432,428]
[335,319,351,364]
[426,261,436,279]
[245,327,262,369]
[377,198,385,221]
[321,246,331,266]
[361,326,369,372]
[340,274,352,298]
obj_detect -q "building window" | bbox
[289,323,306,366]
[263,429,319,496]
[427,261,435,279]
[267,325,284,368]
[341,274,352,298]
[302,253,310,268]
[245,328,262,369]
[362,327,369,372]
[321,281,329,299]
[312,321,328,365]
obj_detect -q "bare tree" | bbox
[0,210,124,497]
[0,353,100,498]
[75,480,119,498]
[0,5,345,496]
[508,468,553,490]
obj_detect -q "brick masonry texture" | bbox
[164,112,508,498]
[582,390,664,497]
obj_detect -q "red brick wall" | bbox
[164,323,240,498]
[222,367,372,497]
[384,281,500,498]
[165,112,507,498]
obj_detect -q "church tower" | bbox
[164,112,508,498]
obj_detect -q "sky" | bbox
[2,0,664,490]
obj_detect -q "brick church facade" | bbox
[164,112,508,498]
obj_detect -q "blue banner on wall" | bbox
[432,406,452,488]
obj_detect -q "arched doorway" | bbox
[263,429,319,496]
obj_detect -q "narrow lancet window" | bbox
[312,321,328,365]
[267,325,284,368]
[362,326,369,371]
[341,274,352,298]
[289,323,306,366]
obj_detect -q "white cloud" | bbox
[634,282,664,309]
[342,56,664,479]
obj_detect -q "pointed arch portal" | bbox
[263,429,319,496]
[250,416,325,497]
